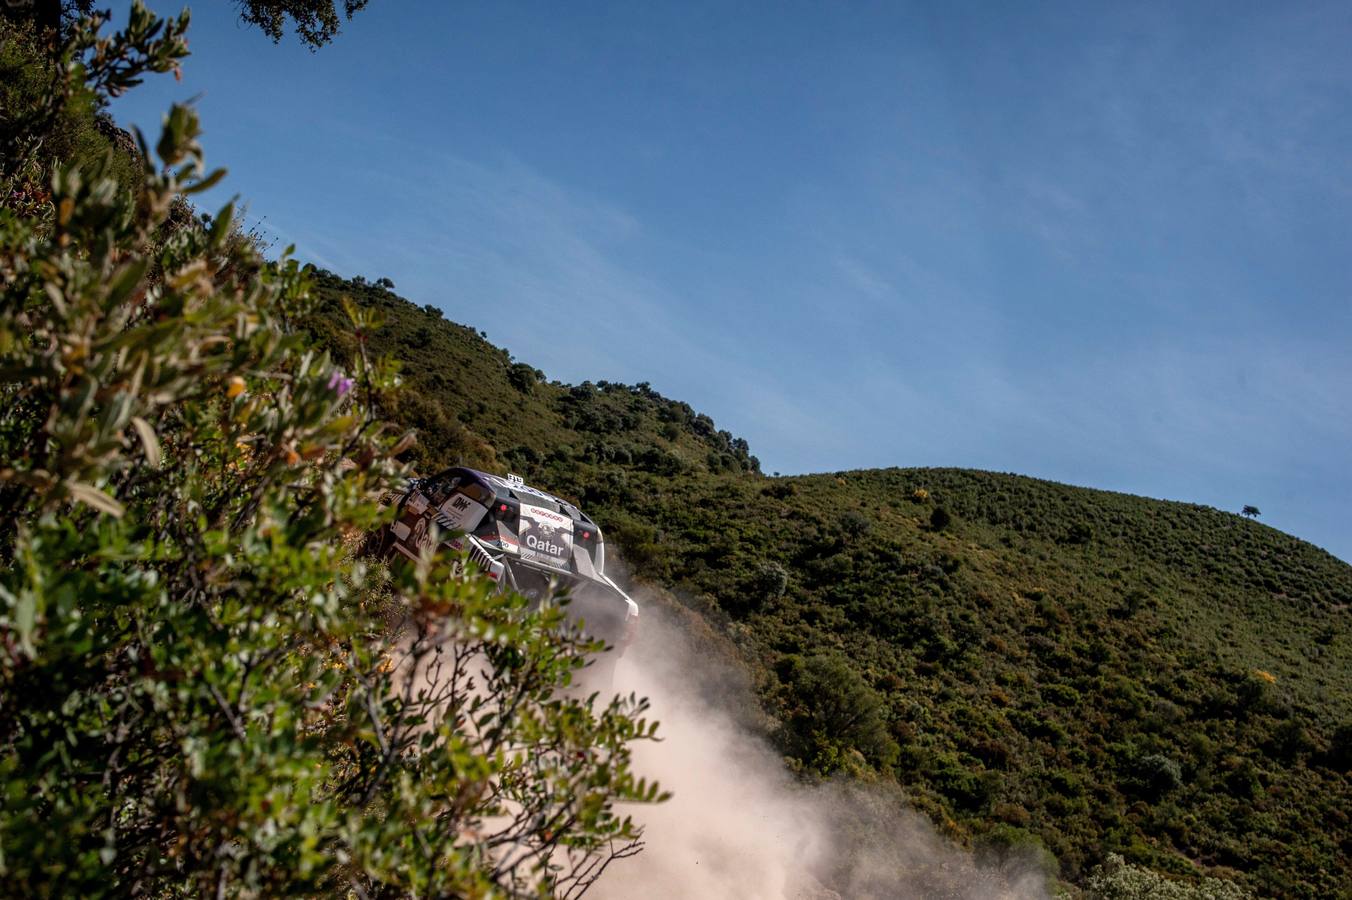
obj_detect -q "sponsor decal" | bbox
[521,503,569,526]
[410,516,431,550]
[518,503,574,567]
[525,533,567,556]
[431,539,507,584]
[405,491,429,516]
[435,492,486,531]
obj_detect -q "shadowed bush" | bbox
[0,6,662,895]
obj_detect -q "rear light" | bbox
[473,496,518,539]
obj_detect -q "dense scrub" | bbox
[301,270,761,481]
[312,281,1352,898]
[0,5,660,895]
[626,468,1351,896]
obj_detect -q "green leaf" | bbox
[209,201,236,248]
[183,167,227,196]
[106,259,150,307]
[130,416,161,468]
[65,481,125,518]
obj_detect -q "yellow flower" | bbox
[226,376,246,399]
[1254,669,1277,684]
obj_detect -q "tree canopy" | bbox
[2,1,373,50]
[234,0,373,48]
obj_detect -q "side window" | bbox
[423,474,461,505]
[453,478,493,505]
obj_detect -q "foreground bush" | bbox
[0,5,659,895]
[1086,854,1251,900]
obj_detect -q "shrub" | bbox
[1222,759,1263,800]
[1046,768,1086,797]
[1129,753,1184,800]
[1233,670,1276,717]
[1042,682,1083,707]
[972,739,1013,770]
[1066,521,1094,544]
[778,652,898,771]
[974,824,1059,883]
[0,7,661,894]
[635,445,684,476]
[749,559,789,604]
[839,509,871,540]
[507,360,540,394]
[931,758,999,812]
[1,11,166,202]
[930,506,952,531]
[1265,719,1315,761]
[1116,588,1152,617]
[1329,721,1352,770]
[1085,853,1251,899]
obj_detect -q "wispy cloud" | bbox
[315,144,850,458]
[833,254,894,300]
[115,0,1352,560]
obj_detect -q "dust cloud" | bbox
[590,593,1050,900]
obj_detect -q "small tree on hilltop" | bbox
[1242,505,1261,518]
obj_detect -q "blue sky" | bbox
[112,1,1352,562]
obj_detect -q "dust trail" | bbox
[591,592,1050,900]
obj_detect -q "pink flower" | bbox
[327,370,354,397]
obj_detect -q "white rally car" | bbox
[369,467,638,676]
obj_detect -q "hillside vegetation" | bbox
[304,270,760,482]
[310,276,1352,899]
[1,7,659,895]
[5,4,1345,893]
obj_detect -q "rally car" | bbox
[368,467,639,678]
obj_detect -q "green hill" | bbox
[13,4,1343,894]
[308,273,1352,898]
[302,269,759,481]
